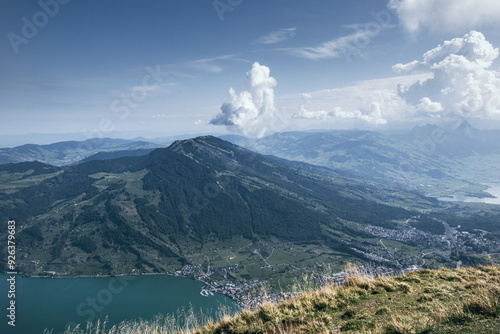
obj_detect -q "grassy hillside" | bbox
[57,266,500,334]
[194,266,500,334]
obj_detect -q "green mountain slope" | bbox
[0,136,436,278]
[81,148,155,162]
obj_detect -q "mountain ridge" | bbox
[0,138,161,166]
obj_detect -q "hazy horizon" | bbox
[1,117,499,148]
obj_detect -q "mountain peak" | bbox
[454,120,478,137]
[169,136,235,155]
[160,135,250,170]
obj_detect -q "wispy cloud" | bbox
[283,31,370,60]
[255,28,296,45]
[153,54,246,78]
[186,54,239,73]
[281,9,396,61]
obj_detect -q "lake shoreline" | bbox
[10,270,257,309]
[437,182,500,205]
[0,272,238,334]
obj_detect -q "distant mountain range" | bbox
[1,121,499,200]
[222,121,500,197]
[0,138,161,166]
[401,120,500,157]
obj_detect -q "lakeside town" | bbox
[18,213,500,310]
[165,215,500,308]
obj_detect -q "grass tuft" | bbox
[55,265,500,334]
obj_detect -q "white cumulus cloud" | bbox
[286,74,430,127]
[394,30,500,119]
[293,93,388,124]
[417,97,444,114]
[294,93,330,119]
[389,0,500,34]
[286,31,500,128]
[210,62,280,137]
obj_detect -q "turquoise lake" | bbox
[0,274,237,334]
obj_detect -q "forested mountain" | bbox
[0,136,438,277]
[81,148,155,163]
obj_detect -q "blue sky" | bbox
[1,0,500,145]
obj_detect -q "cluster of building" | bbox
[203,279,266,307]
[363,219,500,265]
[364,224,443,246]
[164,217,500,309]
[172,264,202,277]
